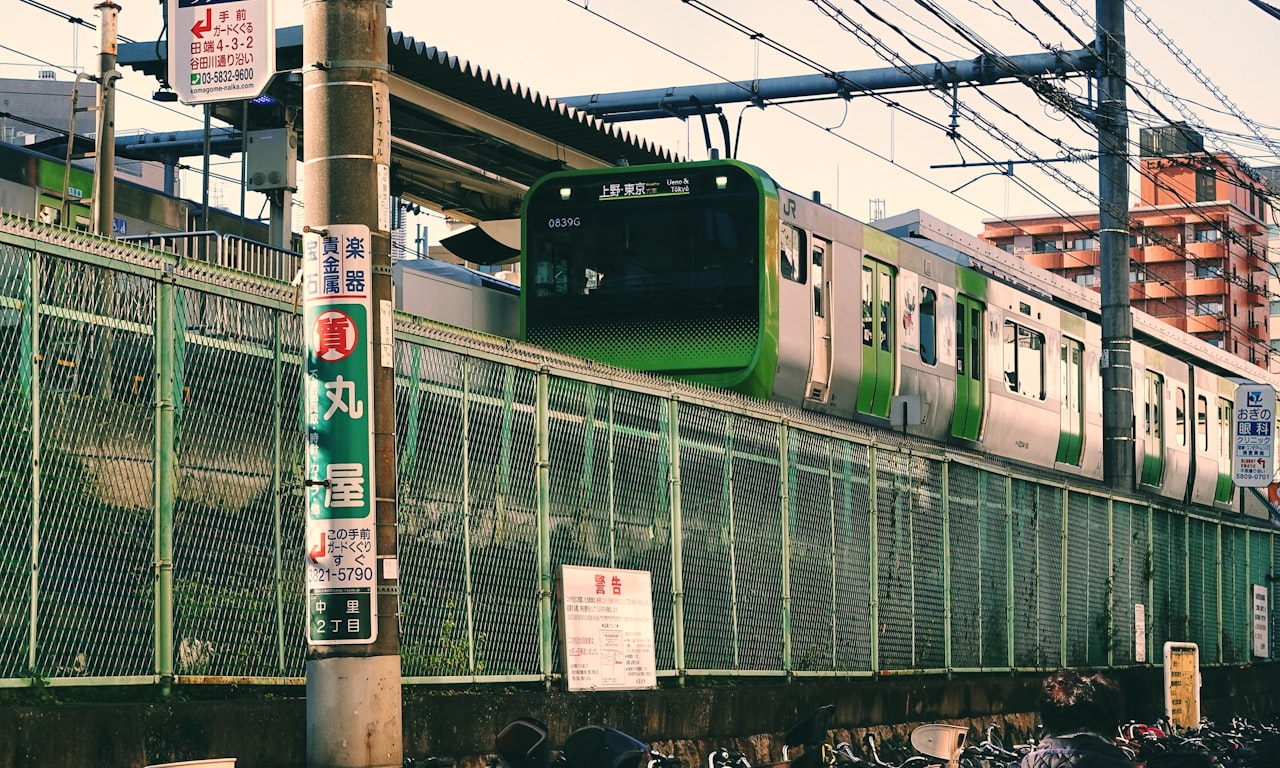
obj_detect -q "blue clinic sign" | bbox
[1233,383,1276,488]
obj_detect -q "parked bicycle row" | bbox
[405,671,1280,768]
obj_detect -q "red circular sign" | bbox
[313,309,359,362]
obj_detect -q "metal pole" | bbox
[535,369,553,686]
[155,271,176,694]
[202,105,211,233]
[25,250,41,678]
[780,423,793,674]
[94,1,120,236]
[667,397,685,678]
[304,0,401,764]
[868,446,879,671]
[1097,0,1136,489]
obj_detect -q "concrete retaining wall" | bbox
[3,667,1278,768]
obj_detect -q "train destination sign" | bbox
[1233,383,1276,488]
[167,0,275,105]
[597,176,692,200]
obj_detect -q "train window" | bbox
[1144,373,1164,440]
[1174,386,1187,446]
[812,241,826,318]
[1196,395,1209,453]
[781,223,807,284]
[879,270,893,353]
[862,264,873,347]
[919,287,937,366]
[1002,320,1045,400]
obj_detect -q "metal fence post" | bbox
[667,396,685,678]
[1060,489,1069,668]
[272,311,286,677]
[24,248,40,679]
[535,368,553,686]
[1216,524,1224,664]
[828,440,838,670]
[1106,497,1115,667]
[868,446,879,672]
[941,460,952,673]
[461,358,477,673]
[154,271,177,691]
[722,414,740,667]
[1005,476,1014,670]
[780,422,792,674]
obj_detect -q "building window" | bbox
[1196,167,1216,202]
[1193,225,1221,242]
[1075,271,1098,287]
[1069,236,1097,251]
[1033,238,1059,253]
[1271,300,1280,316]
[1195,263,1221,278]
[1195,301,1222,316]
[1129,233,1145,247]
[1129,268,1145,283]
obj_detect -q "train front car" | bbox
[521,160,778,396]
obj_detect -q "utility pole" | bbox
[1097,0,1136,490]
[93,1,121,236]
[302,0,402,766]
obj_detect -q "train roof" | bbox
[877,209,1280,390]
[394,258,519,296]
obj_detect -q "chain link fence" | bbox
[0,219,1276,688]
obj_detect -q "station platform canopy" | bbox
[117,25,679,226]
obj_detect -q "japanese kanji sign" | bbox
[167,0,275,105]
[304,224,376,645]
[1233,383,1276,488]
[558,565,656,691]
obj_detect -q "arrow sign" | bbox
[190,8,212,38]
[168,0,275,105]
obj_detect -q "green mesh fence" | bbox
[1,227,1278,688]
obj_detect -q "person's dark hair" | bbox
[1038,668,1124,736]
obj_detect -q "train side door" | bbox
[856,257,896,418]
[950,294,985,441]
[1057,337,1084,465]
[806,238,832,403]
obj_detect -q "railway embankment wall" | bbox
[3,667,1280,768]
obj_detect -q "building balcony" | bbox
[1184,277,1226,296]
[1185,240,1226,259]
[1142,244,1183,263]
[1185,314,1226,334]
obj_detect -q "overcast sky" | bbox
[4,0,1280,240]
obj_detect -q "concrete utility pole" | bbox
[303,0,402,766]
[1097,0,1136,490]
[94,0,121,236]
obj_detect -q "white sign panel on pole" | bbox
[1233,383,1276,488]
[1134,603,1147,663]
[558,565,657,691]
[1254,584,1270,658]
[168,0,275,105]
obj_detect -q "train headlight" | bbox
[715,175,728,190]
[560,187,572,201]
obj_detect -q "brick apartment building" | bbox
[979,124,1272,369]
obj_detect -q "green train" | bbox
[522,159,1277,512]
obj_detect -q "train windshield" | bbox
[523,163,763,376]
